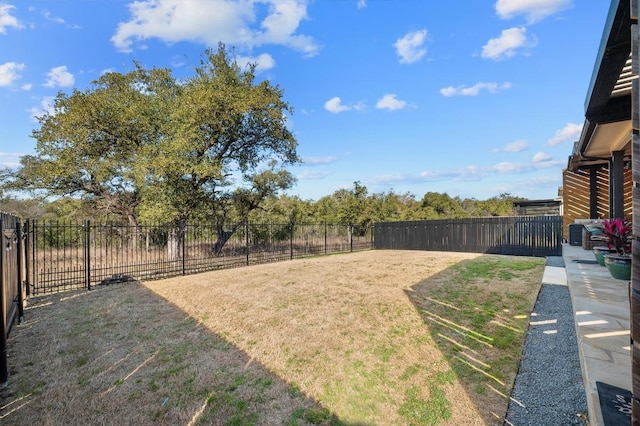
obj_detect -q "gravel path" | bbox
[504,256,588,425]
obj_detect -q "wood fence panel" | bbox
[373,216,563,257]
[563,167,633,241]
[0,212,25,385]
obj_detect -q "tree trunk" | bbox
[167,221,184,261]
[213,221,244,256]
[127,213,140,254]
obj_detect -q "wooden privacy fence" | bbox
[373,216,563,257]
[0,212,26,385]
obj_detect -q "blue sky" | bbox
[1,0,610,201]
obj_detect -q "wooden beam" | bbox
[627,8,637,315]
[586,94,632,124]
[586,0,631,116]
[611,150,626,219]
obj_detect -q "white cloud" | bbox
[0,62,25,87]
[495,0,571,23]
[369,173,410,184]
[27,96,56,120]
[357,0,367,9]
[44,66,74,88]
[352,101,366,112]
[493,139,529,153]
[303,156,338,165]
[0,4,23,34]
[371,156,566,187]
[393,29,427,64]
[493,161,523,173]
[492,159,563,173]
[440,81,512,97]
[418,165,484,182]
[324,97,351,113]
[546,122,582,146]
[532,151,552,162]
[481,27,531,60]
[298,169,332,180]
[236,53,276,72]
[111,0,319,57]
[42,9,66,25]
[0,152,22,168]
[376,94,407,111]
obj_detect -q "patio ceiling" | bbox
[568,0,632,171]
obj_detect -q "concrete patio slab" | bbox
[562,243,631,426]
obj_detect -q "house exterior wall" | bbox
[562,167,632,240]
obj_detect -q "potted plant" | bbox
[596,218,632,280]
[584,222,615,266]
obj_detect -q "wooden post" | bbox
[0,217,7,386]
[611,150,626,219]
[631,2,640,423]
[590,166,600,218]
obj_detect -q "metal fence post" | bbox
[84,220,91,291]
[245,221,250,266]
[16,221,24,324]
[324,222,327,255]
[290,224,294,260]
[31,220,37,295]
[24,220,30,298]
[181,223,186,276]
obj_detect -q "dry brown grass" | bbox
[0,250,544,425]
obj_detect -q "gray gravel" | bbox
[504,256,588,425]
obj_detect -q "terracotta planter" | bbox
[593,246,617,266]
[604,254,631,281]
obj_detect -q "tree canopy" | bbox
[4,44,299,230]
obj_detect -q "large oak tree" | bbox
[6,44,299,256]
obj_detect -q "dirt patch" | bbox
[0,250,543,425]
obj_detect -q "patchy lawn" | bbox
[0,250,544,425]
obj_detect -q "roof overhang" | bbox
[568,0,633,171]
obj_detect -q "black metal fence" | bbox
[373,216,563,257]
[27,221,373,295]
[2,214,562,383]
[1,212,26,384]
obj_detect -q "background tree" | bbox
[136,45,299,256]
[7,66,176,228]
[2,44,299,257]
[332,181,371,239]
[476,193,522,216]
[369,190,421,222]
[420,192,467,219]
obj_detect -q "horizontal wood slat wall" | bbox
[562,167,632,241]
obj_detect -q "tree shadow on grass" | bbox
[403,254,544,425]
[0,282,367,426]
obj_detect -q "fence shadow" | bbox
[403,254,545,425]
[0,282,366,426]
